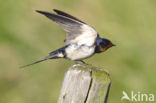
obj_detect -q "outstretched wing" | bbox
[53,9,86,24]
[36,10,98,46]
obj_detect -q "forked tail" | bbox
[20,46,67,68]
[20,55,55,68]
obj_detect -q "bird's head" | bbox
[95,38,115,53]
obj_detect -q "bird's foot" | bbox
[74,60,89,65]
[80,60,86,64]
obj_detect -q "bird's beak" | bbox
[112,44,116,46]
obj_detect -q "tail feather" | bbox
[20,46,67,68]
[20,55,54,68]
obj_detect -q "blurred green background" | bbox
[0,0,156,103]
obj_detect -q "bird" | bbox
[20,9,115,68]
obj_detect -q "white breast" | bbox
[65,44,95,61]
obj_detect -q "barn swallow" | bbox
[21,9,115,68]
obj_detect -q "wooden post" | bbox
[58,64,111,103]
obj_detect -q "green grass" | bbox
[0,0,156,103]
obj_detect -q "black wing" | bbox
[53,9,86,24]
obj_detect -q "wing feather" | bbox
[36,10,98,46]
[53,9,86,24]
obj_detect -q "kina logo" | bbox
[121,91,154,102]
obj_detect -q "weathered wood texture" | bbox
[58,64,111,103]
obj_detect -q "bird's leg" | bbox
[74,60,86,64]
[79,60,86,64]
